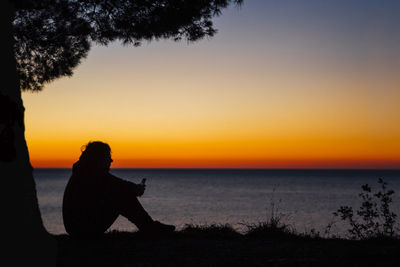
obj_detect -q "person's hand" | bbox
[136,184,145,197]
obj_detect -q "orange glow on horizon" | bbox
[26,133,400,170]
[30,157,400,170]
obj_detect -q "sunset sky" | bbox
[22,1,400,169]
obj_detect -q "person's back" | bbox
[62,161,109,236]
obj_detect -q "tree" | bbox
[1,0,242,266]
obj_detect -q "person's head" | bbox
[78,141,113,171]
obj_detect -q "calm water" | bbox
[34,169,400,236]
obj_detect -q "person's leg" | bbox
[105,176,175,234]
[106,178,154,230]
[64,207,119,239]
[113,195,154,230]
[110,194,176,234]
[91,206,120,234]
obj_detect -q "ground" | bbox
[54,225,400,267]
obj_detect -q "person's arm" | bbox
[107,173,145,197]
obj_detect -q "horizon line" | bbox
[32,167,400,171]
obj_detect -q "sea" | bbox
[34,168,400,237]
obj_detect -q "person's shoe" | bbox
[152,221,175,233]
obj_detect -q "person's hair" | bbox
[78,141,111,168]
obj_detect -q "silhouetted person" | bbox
[62,141,175,238]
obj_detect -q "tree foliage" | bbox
[12,0,242,91]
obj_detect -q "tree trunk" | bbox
[1,1,56,266]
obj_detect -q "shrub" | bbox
[333,178,398,239]
[241,190,296,239]
[242,217,296,239]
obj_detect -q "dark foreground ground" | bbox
[55,225,400,267]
